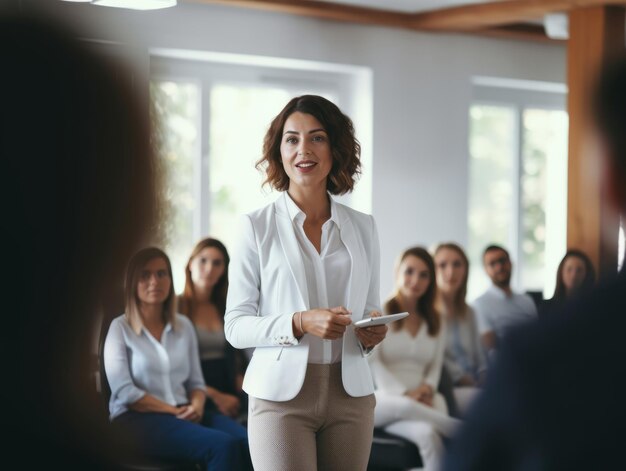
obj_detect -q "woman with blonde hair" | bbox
[104,247,250,470]
[370,247,460,471]
[178,238,248,420]
[434,243,485,414]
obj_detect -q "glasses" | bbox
[487,256,509,268]
[139,269,170,282]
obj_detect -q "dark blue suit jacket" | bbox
[444,269,626,471]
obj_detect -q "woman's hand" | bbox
[299,306,353,340]
[209,389,240,418]
[406,384,434,407]
[354,311,387,348]
[176,404,202,422]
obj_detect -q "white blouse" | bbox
[285,193,351,364]
[104,313,206,420]
[370,320,446,394]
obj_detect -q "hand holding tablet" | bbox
[353,312,409,328]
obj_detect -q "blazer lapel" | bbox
[336,205,367,321]
[275,193,310,309]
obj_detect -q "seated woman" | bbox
[370,247,461,471]
[541,249,596,316]
[104,247,251,470]
[178,238,248,420]
[434,243,486,415]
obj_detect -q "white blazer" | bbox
[225,192,380,401]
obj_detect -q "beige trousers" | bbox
[248,363,376,471]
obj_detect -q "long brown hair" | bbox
[552,249,596,301]
[178,238,230,320]
[434,242,470,319]
[125,248,177,333]
[386,247,441,336]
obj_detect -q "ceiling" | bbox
[317,0,502,14]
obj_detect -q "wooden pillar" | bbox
[567,6,625,278]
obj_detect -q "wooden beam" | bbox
[409,0,626,31]
[187,0,626,33]
[478,23,556,43]
[566,6,625,277]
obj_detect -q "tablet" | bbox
[353,312,409,328]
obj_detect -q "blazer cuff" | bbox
[270,313,300,346]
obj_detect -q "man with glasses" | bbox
[472,245,537,357]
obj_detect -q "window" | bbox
[467,78,568,300]
[150,52,372,289]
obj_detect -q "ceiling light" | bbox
[92,0,177,10]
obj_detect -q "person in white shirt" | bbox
[434,243,486,416]
[370,247,461,471]
[104,248,251,470]
[472,245,537,357]
[225,95,387,471]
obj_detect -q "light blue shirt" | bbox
[472,285,537,344]
[104,313,206,420]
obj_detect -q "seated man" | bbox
[472,245,537,356]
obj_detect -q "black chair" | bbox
[96,319,200,471]
[367,365,458,470]
[368,427,423,471]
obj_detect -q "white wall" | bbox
[32,1,566,301]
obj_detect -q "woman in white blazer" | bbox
[225,95,387,471]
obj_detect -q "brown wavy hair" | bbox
[552,249,596,301]
[386,247,441,336]
[255,95,361,195]
[434,242,470,319]
[178,238,230,320]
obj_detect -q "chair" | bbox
[367,365,458,470]
[96,319,200,471]
[368,427,423,471]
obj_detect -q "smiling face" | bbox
[280,111,333,194]
[435,248,467,297]
[561,255,587,294]
[397,255,431,303]
[189,247,226,292]
[136,257,172,306]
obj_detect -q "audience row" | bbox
[103,236,595,471]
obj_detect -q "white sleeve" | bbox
[183,318,206,394]
[103,319,146,406]
[224,214,299,349]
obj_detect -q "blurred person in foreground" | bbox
[443,56,626,471]
[2,13,158,467]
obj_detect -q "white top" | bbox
[472,285,537,343]
[104,313,206,420]
[285,193,351,364]
[224,192,380,400]
[369,320,447,394]
[444,307,487,383]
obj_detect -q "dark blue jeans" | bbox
[113,409,251,470]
